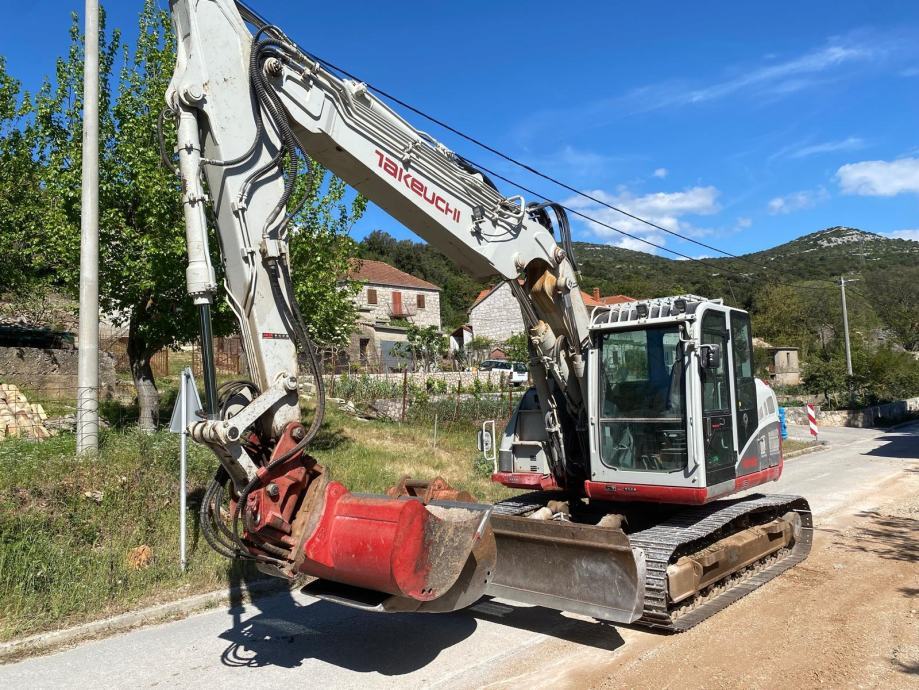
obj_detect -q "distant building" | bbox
[342,259,442,371]
[467,282,632,346]
[348,259,441,330]
[448,324,472,353]
[766,346,801,386]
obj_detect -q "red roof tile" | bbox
[600,294,634,305]
[346,259,440,291]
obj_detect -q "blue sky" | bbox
[3,1,918,257]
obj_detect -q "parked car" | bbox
[478,359,529,385]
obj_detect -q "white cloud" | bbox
[653,167,668,179]
[735,217,752,229]
[566,185,720,251]
[886,229,919,241]
[772,136,865,160]
[511,29,909,146]
[767,187,829,214]
[624,41,878,113]
[836,157,919,196]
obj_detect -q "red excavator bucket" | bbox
[294,478,496,612]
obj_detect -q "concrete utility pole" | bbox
[839,276,853,377]
[76,0,100,454]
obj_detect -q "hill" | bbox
[358,227,919,350]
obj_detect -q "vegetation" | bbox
[357,227,919,407]
[392,324,447,372]
[502,332,530,363]
[1,2,364,429]
[0,58,44,295]
[802,345,919,410]
[782,439,819,454]
[0,407,509,642]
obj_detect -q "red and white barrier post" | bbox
[806,403,818,441]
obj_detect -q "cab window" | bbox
[598,326,687,472]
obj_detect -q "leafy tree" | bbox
[394,324,446,372]
[802,350,848,408]
[864,346,919,403]
[467,335,493,366]
[0,58,44,296]
[752,284,818,356]
[287,170,366,348]
[865,268,919,351]
[503,332,529,363]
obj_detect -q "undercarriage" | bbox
[489,491,812,631]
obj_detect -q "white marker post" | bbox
[169,368,203,571]
[179,373,187,570]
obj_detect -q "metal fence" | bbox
[0,335,517,445]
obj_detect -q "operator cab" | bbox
[491,295,783,504]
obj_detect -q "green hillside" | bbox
[359,226,919,355]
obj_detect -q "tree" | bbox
[752,284,816,356]
[0,58,44,297]
[802,350,848,408]
[503,332,529,363]
[287,165,366,349]
[865,268,919,351]
[467,335,493,366]
[394,325,446,372]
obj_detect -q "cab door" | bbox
[729,310,759,455]
[700,310,736,485]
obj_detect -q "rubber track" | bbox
[628,494,813,632]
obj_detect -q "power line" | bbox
[297,52,855,294]
[238,5,868,297]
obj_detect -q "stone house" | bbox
[342,259,442,371]
[766,346,801,386]
[468,282,633,347]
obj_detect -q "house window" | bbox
[417,293,426,309]
[367,288,378,305]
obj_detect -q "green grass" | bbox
[309,408,513,504]
[0,409,509,642]
[0,430,251,642]
[783,438,820,454]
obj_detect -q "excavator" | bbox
[166,0,812,632]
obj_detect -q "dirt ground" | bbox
[569,470,919,690]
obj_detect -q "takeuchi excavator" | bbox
[166,0,812,631]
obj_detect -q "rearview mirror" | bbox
[701,343,722,370]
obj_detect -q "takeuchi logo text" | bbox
[374,150,461,223]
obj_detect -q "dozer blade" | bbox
[486,514,646,624]
[294,479,496,612]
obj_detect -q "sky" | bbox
[2,1,918,258]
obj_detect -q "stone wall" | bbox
[783,396,919,428]
[354,283,441,330]
[469,282,524,343]
[0,345,117,399]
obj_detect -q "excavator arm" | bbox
[166,0,602,612]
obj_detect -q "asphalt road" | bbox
[3,423,917,689]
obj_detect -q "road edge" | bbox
[0,579,290,664]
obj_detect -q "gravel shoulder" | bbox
[577,469,919,690]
